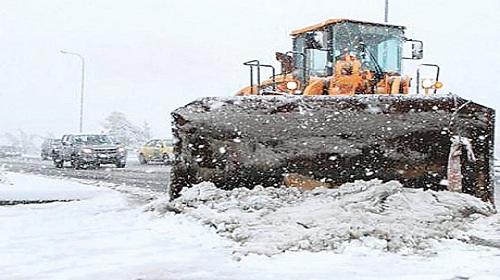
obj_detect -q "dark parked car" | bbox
[0,145,22,158]
[53,134,127,169]
[41,138,62,160]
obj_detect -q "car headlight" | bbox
[81,148,92,154]
[118,147,126,153]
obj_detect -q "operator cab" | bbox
[293,19,405,78]
[239,18,440,95]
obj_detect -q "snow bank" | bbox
[0,172,106,203]
[166,180,497,258]
[0,164,11,185]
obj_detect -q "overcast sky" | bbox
[0,0,499,143]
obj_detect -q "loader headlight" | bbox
[421,78,443,90]
[421,78,434,89]
[286,81,298,90]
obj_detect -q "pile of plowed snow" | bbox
[164,179,498,257]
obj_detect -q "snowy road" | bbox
[0,156,170,193]
[1,155,499,206]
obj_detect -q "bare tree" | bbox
[4,130,39,154]
[101,112,151,149]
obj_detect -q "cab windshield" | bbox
[333,22,403,74]
[295,21,404,77]
[74,134,112,145]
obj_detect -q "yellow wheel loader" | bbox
[170,19,495,204]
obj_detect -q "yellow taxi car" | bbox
[137,139,173,165]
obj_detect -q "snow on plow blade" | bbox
[170,93,495,204]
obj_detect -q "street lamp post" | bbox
[60,50,85,133]
[384,0,389,22]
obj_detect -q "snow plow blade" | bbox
[170,93,495,204]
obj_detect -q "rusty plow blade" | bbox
[170,93,495,205]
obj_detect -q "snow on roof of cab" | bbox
[290,18,406,36]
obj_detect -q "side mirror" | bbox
[403,38,424,60]
[412,41,424,60]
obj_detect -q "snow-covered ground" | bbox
[1,168,499,279]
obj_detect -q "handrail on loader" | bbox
[243,60,276,94]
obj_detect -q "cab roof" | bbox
[290,18,406,36]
